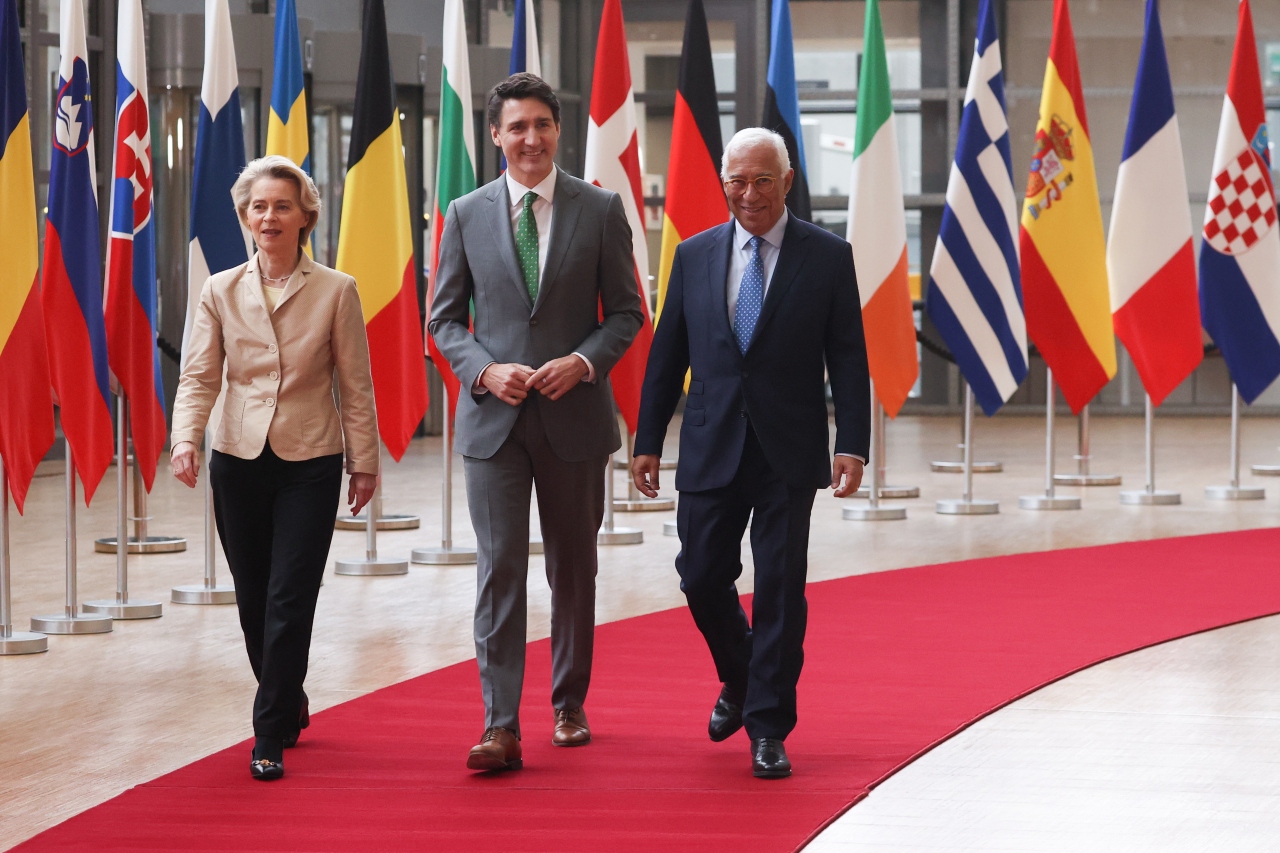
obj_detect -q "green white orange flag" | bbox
[336,0,429,460]
[426,0,476,419]
[1019,0,1115,412]
[846,0,918,417]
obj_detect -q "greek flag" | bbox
[925,0,1027,416]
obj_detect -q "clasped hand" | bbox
[482,356,587,405]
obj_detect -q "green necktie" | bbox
[516,191,539,303]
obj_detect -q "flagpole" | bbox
[85,394,162,618]
[598,415,642,545]
[1206,383,1265,500]
[1120,394,1179,505]
[852,402,920,501]
[613,431,676,511]
[936,384,998,515]
[172,434,236,604]
[336,445,408,575]
[930,406,1003,474]
[1052,404,1121,486]
[412,395,479,565]
[1020,369,1081,510]
[0,457,47,654]
[93,397,187,554]
[845,385,905,521]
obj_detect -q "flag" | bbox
[105,0,166,492]
[183,0,249,377]
[761,0,810,221]
[1198,0,1280,404]
[1107,0,1201,408]
[500,0,540,173]
[926,0,1027,417]
[41,0,113,504]
[426,0,476,421]
[338,0,429,460]
[266,0,310,175]
[846,0,917,418]
[1019,0,1115,414]
[0,0,54,513]
[656,0,727,323]
[583,0,653,434]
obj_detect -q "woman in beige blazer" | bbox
[170,155,379,781]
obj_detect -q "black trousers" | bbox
[210,442,343,739]
[675,425,816,741]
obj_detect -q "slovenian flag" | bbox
[761,0,810,221]
[1197,0,1280,404]
[105,0,167,492]
[41,0,113,504]
[266,0,310,175]
[1106,0,1201,407]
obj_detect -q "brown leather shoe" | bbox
[552,707,591,746]
[466,726,523,771]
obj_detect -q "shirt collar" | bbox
[733,208,789,252]
[506,167,558,208]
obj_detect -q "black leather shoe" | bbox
[250,757,284,780]
[283,694,310,749]
[251,737,285,781]
[708,685,745,742]
[751,737,792,779]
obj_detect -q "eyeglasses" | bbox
[723,176,777,194]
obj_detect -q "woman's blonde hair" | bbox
[231,155,322,249]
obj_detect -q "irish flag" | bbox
[846,0,918,417]
[1020,0,1115,413]
[426,0,475,418]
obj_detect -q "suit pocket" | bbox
[219,393,245,444]
[688,380,704,394]
[683,408,705,426]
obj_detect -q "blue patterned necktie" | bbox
[734,235,764,354]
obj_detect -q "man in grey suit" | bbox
[430,73,643,772]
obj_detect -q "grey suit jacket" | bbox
[429,168,644,461]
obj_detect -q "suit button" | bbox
[739,411,746,418]
[266,398,275,407]
[530,318,538,326]
[268,343,278,353]
[269,371,278,381]
[742,371,749,378]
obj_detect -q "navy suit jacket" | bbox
[634,213,872,492]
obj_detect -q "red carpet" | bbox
[15,528,1280,852]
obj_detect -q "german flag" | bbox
[656,0,728,322]
[337,0,429,460]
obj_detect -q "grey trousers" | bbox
[463,401,607,736]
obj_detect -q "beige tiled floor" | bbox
[1,412,1278,847]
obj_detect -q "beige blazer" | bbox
[171,253,380,475]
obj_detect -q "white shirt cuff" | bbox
[572,353,596,383]
[836,453,866,464]
[473,362,496,395]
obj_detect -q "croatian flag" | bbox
[182,0,249,375]
[105,0,167,491]
[1198,0,1280,404]
[1106,0,1201,408]
[925,0,1027,416]
[41,0,113,503]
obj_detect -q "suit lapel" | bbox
[241,255,279,342]
[707,222,737,351]
[534,167,581,313]
[483,177,535,312]
[748,213,809,351]
[271,252,312,312]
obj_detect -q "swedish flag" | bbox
[266,0,309,174]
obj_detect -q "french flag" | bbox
[1106,0,1201,407]
[105,0,166,491]
[40,0,113,504]
[1198,0,1280,404]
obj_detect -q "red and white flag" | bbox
[583,0,652,434]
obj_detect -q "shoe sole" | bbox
[466,754,523,772]
[752,768,791,779]
[251,768,284,781]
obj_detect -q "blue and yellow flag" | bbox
[266,0,309,174]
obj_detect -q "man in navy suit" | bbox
[632,128,871,778]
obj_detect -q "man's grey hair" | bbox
[720,127,791,179]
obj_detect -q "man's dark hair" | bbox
[487,72,561,129]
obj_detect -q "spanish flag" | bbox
[337,0,429,460]
[1019,0,1115,413]
[656,0,727,322]
[266,0,309,174]
[0,0,54,512]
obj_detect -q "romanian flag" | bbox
[426,0,476,419]
[338,0,429,461]
[656,0,727,323]
[1019,0,1115,414]
[266,0,310,174]
[0,0,54,512]
[846,0,918,418]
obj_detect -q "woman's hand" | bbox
[348,472,377,516]
[171,441,200,488]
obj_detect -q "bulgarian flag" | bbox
[337,0,429,460]
[1020,0,1115,413]
[425,0,476,419]
[846,0,918,418]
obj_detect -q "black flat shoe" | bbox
[251,736,284,780]
[250,757,284,780]
[751,737,792,779]
[708,685,745,742]
[283,695,310,749]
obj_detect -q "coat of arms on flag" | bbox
[1203,137,1275,256]
[1025,115,1075,217]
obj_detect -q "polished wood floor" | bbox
[2,413,1278,847]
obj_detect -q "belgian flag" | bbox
[337,0,429,460]
[656,0,729,322]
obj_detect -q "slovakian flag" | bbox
[656,0,727,323]
[42,0,113,504]
[1198,0,1280,404]
[1106,0,1201,408]
[266,0,310,175]
[0,0,55,513]
[105,0,166,492]
[1019,0,1115,414]
[926,0,1026,417]
[761,0,810,221]
[583,0,654,434]
[846,0,917,418]
[338,0,429,460]
[426,0,475,421]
